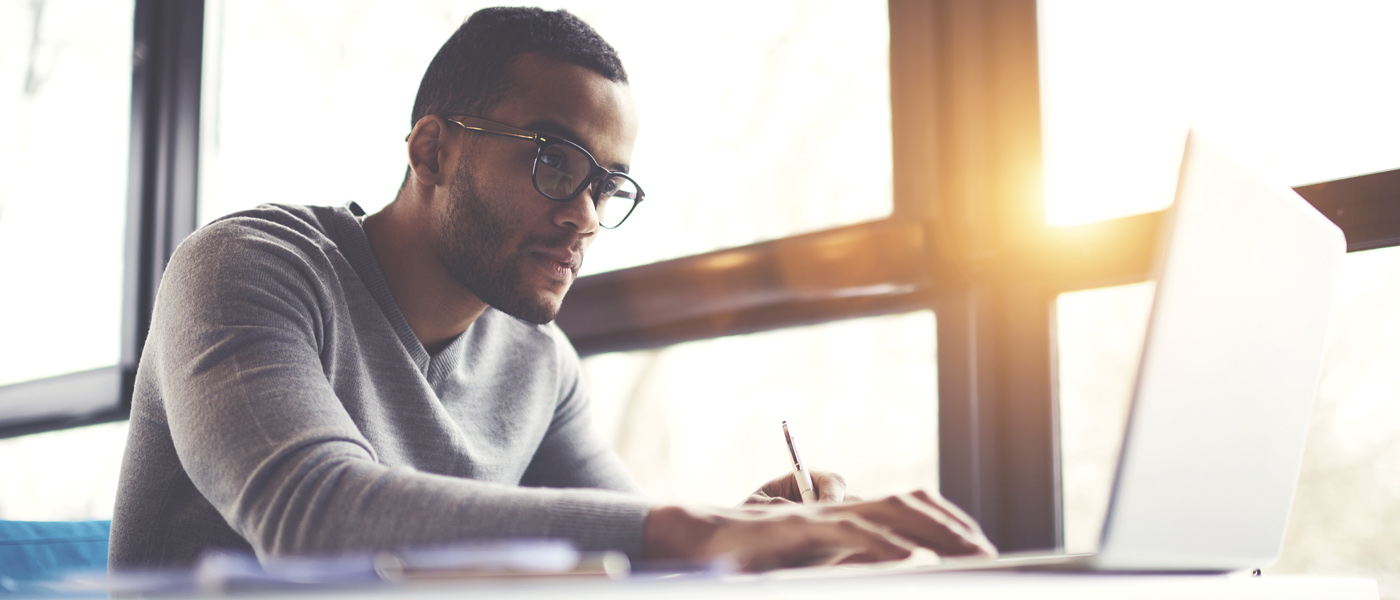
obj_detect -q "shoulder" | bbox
[170,204,357,279]
[157,204,365,319]
[182,204,347,258]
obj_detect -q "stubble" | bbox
[434,159,569,325]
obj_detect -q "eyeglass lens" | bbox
[536,143,639,229]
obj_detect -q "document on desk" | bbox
[55,539,629,596]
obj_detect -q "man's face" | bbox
[433,53,639,324]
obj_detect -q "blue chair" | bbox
[0,520,110,590]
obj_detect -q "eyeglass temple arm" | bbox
[445,118,538,142]
[402,118,539,142]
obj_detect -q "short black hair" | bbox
[410,7,628,128]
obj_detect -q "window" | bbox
[198,0,893,274]
[1273,247,1400,584]
[1039,0,1400,226]
[0,0,133,389]
[585,311,937,504]
[0,0,198,518]
[1055,281,1154,553]
[0,422,127,519]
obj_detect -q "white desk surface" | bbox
[208,571,1379,600]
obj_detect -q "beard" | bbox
[434,160,577,325]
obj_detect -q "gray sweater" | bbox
[109,204,652,570]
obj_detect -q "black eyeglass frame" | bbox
[440,115,645,229]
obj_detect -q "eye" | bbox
[538,146,568,170]
[596,177,621,199]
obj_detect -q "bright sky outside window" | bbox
[198,0,893,276]
[583,311,937,505]
[0,0,134,521]
[0,0,132,388]
[1039,0,1400,226]
[1056,281,1155,554]
[0,421,127,519]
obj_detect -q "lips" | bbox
[530,247,582,280]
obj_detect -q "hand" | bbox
[820,490,996,562]
[744,471,857,505]
[645,489,996,572]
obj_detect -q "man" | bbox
[111,7,994,572]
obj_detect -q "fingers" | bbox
[831,492,997,558]
[742,492,798,506]
[737,481,994,563]
[751,472,799,503]
[812,471,848,503]
[735,514,916,572]
[906,490,997,556]
[754,470,853,504]
[908,489,976,532]
[648,503,954,574]
[801,515,915,565]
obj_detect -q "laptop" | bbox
[920,131,1347,574]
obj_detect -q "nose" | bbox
[552,186,601,234]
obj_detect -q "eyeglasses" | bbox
[442,115,645,229]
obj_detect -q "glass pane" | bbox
[1039,1,1400,225]
[583,311,936,506]
[1055,281,1155,553]
[0,421,128,519]
[1272,247,1400,592]
[199,0,893,275]
[0,0,132,387]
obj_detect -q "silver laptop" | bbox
[934,131,1346,574]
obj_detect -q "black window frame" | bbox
[0,0,204,438]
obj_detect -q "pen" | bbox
[782,421,818,504]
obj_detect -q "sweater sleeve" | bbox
[150,219,654,561]
[519,333,644,494]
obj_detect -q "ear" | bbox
[405,116,451,187]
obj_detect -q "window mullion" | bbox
[123,0,204,385]
[901,0,1061,552]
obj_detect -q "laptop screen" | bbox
[1097,132,1345,571]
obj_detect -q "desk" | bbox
[201,572,1380,600]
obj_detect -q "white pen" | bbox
[782,420,818,504]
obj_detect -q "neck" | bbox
[362,197,487,354]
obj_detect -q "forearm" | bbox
[230,439,653,559]
[641,505,717,562]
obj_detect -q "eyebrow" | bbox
[523,119,630,173]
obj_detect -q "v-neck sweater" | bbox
[110,204,651,570]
